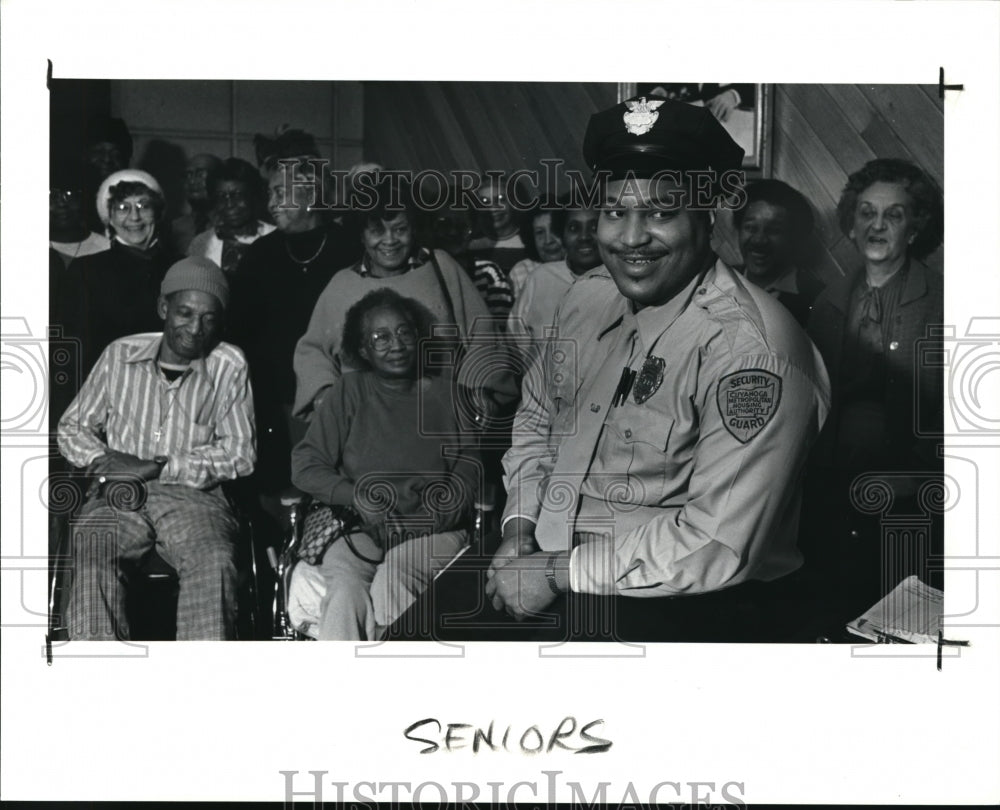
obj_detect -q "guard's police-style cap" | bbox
[583,96,745,179]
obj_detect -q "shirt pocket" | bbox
[189,421,215,448]
[605,407,678,505]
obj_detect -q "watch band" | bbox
[545,552,562,596]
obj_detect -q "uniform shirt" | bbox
[503,259,831,597]
[507,259,577,352]
[509,257,540,300]
[57,333,256,490]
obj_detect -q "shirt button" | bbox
[590,403,600,413]
[624,428,632,438]
[697,287,707,295]
[889,341,899,351]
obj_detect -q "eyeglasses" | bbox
[50,189,83,204]
[368,325,417,352]
[111,199,156,218]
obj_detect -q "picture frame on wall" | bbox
[618,82,773,176]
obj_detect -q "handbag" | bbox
[297,502,359,565]
[297,501,384,566]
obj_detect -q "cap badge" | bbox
[623,97,665,136]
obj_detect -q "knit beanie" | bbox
[161,257,230,310]
[95,169,164,225]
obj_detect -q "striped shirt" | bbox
[58,333,256,490]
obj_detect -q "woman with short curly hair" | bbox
[289,289,479,640]
[810,157,944,474]
[804,157,944,618]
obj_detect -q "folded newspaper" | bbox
[846,575,943,644]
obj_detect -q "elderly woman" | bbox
[508,197,566,300]
[74,168,178,373]
[809,157,943,477]
[227,150,361,497]
[289,289,478,639]
[803,158,944,621]
[187,157,275,277]
[293,176,514,421]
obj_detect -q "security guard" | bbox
[486,97,831,640]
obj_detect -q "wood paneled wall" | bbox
[771,84,943,283]
[364,81,618,179]
[99,81,943,283]
[364,82,944,282]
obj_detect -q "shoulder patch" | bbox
[716,369,782,443]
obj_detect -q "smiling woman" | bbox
[804,157,945,622]
[292,175,515,423]
[72,169,180,375]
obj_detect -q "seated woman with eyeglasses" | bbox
[293,175,514,422]
[289,289,480,640]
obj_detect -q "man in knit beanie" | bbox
[57,256,256,641]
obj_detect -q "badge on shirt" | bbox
[716,369,782,443]
[632,356,665,404]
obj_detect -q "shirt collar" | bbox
[124,333,209,377]
[596,257,715,350]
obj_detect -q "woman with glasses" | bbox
[289,289,479,639]
[187,157,275,277]
[74,169,179,374]
[293,175,512,422]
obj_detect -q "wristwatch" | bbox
[545,552,563,596]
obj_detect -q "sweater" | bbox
[291,371,479,535]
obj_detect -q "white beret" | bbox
[95,169,164,225]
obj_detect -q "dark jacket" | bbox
[807,262,944,472]
[74,239,178,376]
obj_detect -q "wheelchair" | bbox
[269,491,493,641]
[47,469,267,642]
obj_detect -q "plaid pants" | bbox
[67,482,239,640]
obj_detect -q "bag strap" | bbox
[428,249,460,328]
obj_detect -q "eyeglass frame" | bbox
[110,198,157,219]
[367,324,418,353]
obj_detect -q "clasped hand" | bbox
[485,521,558,621]
[85,451,162,498]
